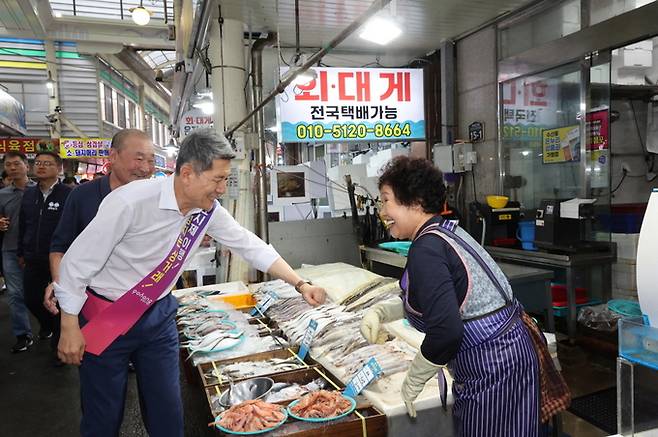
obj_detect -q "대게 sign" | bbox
[59,138,112,159]
[276,67,425,143]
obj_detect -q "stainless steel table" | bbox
[485,245,617,340]
[360,246,556,332]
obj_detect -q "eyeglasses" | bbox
[34,161,56,167]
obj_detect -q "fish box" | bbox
[197,346,316,388]
[208,368,387,437]
[205,366,343,418]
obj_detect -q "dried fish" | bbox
[183,319,236,339]
[204,357,304,382]
[264,378,326,403]
[184,330,244,357]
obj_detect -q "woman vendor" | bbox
[360,157,561,436]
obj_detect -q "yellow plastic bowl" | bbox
[486,195,509,209]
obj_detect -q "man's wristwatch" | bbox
[294,279,312,293]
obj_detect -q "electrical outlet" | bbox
[621,162,631,173]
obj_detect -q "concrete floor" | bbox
[0,291,618,437]
[0,292,214,437]
[561,357,617,437]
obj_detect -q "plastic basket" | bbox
[608,299,642,318]
[378,241,412,257]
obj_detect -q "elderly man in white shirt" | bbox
[54,129,326,437]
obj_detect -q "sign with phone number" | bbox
[296,122,412,141]
[276,67,425,143]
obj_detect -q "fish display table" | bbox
[176,261,559,437]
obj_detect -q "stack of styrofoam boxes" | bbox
[611,233,641,301]
[612,39,653,85]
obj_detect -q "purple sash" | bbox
[81,206,215,356]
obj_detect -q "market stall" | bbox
[173,262,560,437]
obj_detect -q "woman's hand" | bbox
[400,352,443,418]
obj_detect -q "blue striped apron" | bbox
[401,220,540,437]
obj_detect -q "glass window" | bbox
[590,0,656,26]
[498,0,581,59]
[103,83,114,124]
[117,94,126,128]
[500,64,583,210]
[152,117,157,142]
[99,83,106,121]
[144,114,153,139]
[128,101,136,129]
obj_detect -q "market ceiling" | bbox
[218,0,534,55]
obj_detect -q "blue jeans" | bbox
[3,250,31,337]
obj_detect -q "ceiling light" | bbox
[359,17,402,45]
[193,100,214,115]
[45,71,55,97]
[292,68,317,86]
[54,12,62,18]
[130,2,151,26]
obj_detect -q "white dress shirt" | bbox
[54,175,280,315]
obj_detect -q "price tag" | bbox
[249,290,278,316]
[298,319,318,360]
[343,357,382,398]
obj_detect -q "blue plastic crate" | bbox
[619,317,658,371]
[597,213,643,233]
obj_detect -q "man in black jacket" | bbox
[18,151,71,340]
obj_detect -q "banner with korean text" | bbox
[0,138,58,157]
[59,138,112,159]
[276,67,425,143]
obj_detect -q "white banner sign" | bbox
[181,108,213,136]
[276,67,425,143]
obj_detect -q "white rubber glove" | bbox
[400,351,443,418]
[359,298,404,344]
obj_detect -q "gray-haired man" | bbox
[54,129,326,437]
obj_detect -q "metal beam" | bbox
[116,48,172,104]
[224,0,393,138]
[0,14,175,50]
[171,0,214,132]
[440,40,455,145]
[498,1,658,82]
[252,33,277,244]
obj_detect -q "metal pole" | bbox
[295,0,300,53]
[251,33,277,244]
[225,0,392,138]
[346,175,361,239]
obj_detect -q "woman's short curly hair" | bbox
[378,156,446,214]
